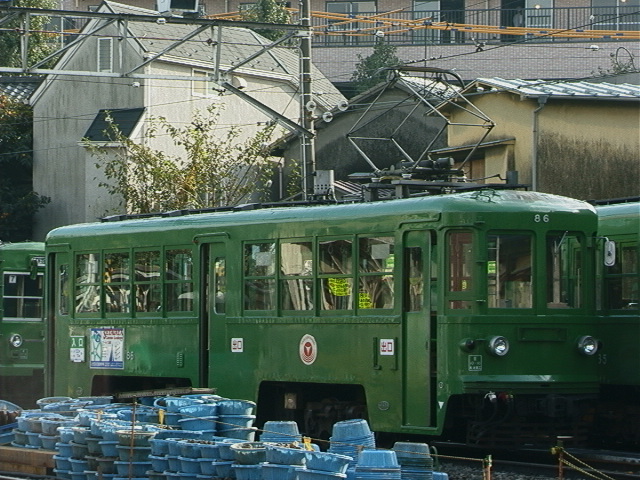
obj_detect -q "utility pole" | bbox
[299,0,315,200]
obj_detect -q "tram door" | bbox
[199,241,227,389]
[45,248,70,396]
[402,230,435,428]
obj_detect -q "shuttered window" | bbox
[97,37,113,73]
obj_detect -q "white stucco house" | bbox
[30,1,345,239]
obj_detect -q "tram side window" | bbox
[604,243,638,310]
[547,233,582,308]
[76,253,101,313]
[104,252,131,313]
[214,258,226,314]
[448,231,473,309]
[3,272,43,319]
[59,264,69,316]
[319,238,353,310]
[358,237,394,309]
[487,234,532,309]
[405,247,423,312]
[135,251,161,313]
[280,241,313,311]
[244,242,276,310]
[166,249,194,312]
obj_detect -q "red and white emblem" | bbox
[299,334,317,365]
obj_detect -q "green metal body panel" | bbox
[0,242,45,374]
[45,190,601,435]
[0,242,45,408]
[596,202,640,386]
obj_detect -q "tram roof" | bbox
[0,241,45,253]
[46,190,596,242]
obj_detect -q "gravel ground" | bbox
[439,461,591,479]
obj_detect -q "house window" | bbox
[325,1,376,44]
[413,0,440,43]
[193,69,219,97]
[525,0,553,29]
[97,37,113,73]
[592,0,640,30]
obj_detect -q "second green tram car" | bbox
[0,241,45,408]
[45,190,602,445]
[595,200,640,447]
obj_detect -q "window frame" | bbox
[486,231,534,310]
[97,37,113,73]
[2,271,44,321]
[192,69,220,98]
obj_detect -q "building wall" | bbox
[60,0,634,83]
[32,26,144,239]
[281,87,448,185]
[536,100,640,199]
[32,18,306,240]
[444,91,640,199]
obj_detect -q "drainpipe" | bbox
[531,95,548,191]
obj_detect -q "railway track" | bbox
[433,442,640,480]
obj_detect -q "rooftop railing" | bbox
[309,6,640,46]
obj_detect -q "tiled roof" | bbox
[473,78,640,100]
[0,77,42,102]
[101,1,345,110]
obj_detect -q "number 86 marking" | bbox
[534,214,550,223]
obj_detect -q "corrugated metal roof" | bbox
[398,75,460,100]
[474,78,640,100]
[103,1,344,110]
[0,77,41,102]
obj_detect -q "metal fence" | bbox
[309,6,640,46]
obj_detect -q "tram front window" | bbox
[547,233,582,308]
[487,233,532,309]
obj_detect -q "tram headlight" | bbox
[9,334,23,348]
[487,336,509,356]
[577,335,598,356]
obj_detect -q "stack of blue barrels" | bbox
[216,399,257,441]
[262,442,307,479]
[8,395,453,480]
[113,428,155,480]
[300,449,353,479]
[261,421,307,479]
[259,420,302,443]
[392,442,433,480]
[328,419,375,467]
[353,449,401,479]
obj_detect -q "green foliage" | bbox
[0,0,58,68]
[351,38,401,94]
[240,0,291,41]
[0,95,50,241]
[86,105,279,214]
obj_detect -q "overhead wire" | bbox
[0,6,637,157]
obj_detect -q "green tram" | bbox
[0,242,46,408]
[595,200,639,447]
[44,190,602,445]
